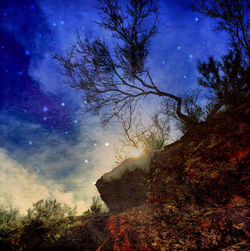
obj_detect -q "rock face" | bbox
[96,157,150,212]
[97,103,250,250]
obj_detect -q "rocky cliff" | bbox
[97,102,250,250]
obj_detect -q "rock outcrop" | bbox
[97,102,250,250]
[96,157,151,212]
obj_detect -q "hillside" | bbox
[97,102,249,250]
[0,102,249,250]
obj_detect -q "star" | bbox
[183,75,187,79]
[52,22,57,27]
[30,4,35,9]
[28,141,33,146]
[61,102,65,106]
[43,106,48,112]
[18,71,23,75]
[25,50,30,55]
[195,17,199,22]
[177,46,181,50]
[189,54,193,59]
[85,159,88,163]
[105,142,109,147]
[60,21,64,25]
[1,45,4,49]
[43,117,47,121]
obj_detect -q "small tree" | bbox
[197,45,249,109]
[114,103,170,161]
[193,0,250,110]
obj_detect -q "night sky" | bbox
[0,0,229,213]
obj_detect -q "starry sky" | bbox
[0,0,229,214]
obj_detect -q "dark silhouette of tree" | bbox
[162,89,207,133]
[192,0,249,56]
[193,0,249,112]
[198,45,249,109]
[55,0,193,127]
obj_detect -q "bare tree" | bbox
[114,103,170,162]
[55,0,193,127]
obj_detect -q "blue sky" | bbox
[0,0,229,213]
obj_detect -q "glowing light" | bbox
[61,102,65,106]
[60,21,64,25]
[28,141,33,146]
[43,117,47,121]
[105,142,109,147]
[93,181,96,185]
[195,17,199,22]
[18,71,23,75]
[25,50,30,55]
[43,106,48,112]
[127,146,144,158]
[85,159,88,163]
[189,54,193,58]
[177,46,181,50]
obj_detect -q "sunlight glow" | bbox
[126,146,144,158]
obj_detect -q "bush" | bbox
[0,205,20,240]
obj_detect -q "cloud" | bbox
[0,111,123,215]
[0,148,88,214]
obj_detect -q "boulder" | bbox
[96,156,150,213]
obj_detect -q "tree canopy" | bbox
[55,0,249,129]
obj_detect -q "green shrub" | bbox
[0,205,20,240]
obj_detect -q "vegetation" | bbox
[83,196,109,216]
[114,103,170,161]
[1,0,249,250]
[55,0,249,140]
[55,0,201,128]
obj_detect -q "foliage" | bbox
[197,45,250,108]
[193,0,250,113]
[83,196,109,216]
[0,206,20,241]
[25,199,76,226]
[90,196,103,215]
